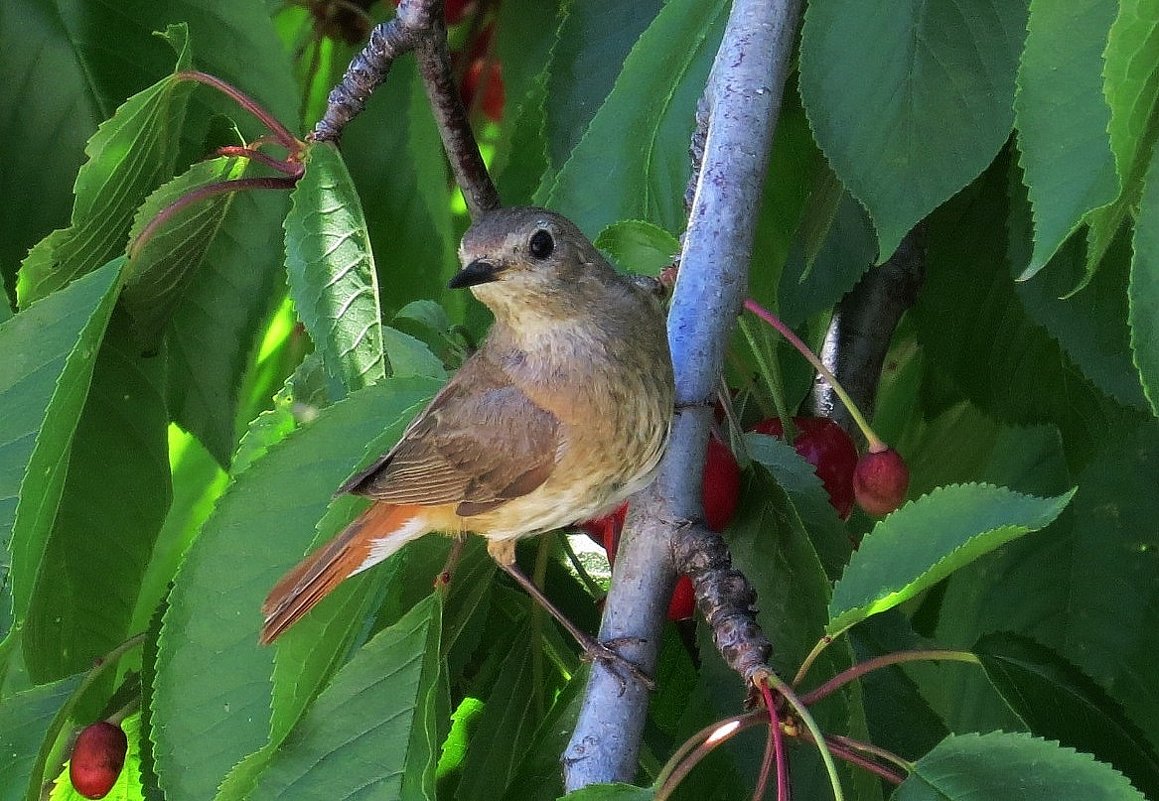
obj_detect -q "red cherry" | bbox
[667,575,695,620]
[751,417,857,518]
[70,721,127,799]
[702,437,741,532]
[853,447,910,517]
[461,59,505,121]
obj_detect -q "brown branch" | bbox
[311,0,500,218]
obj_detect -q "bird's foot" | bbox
[579,635,654,695]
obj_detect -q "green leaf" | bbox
[454,636,545,801]
[285,142,387,397]
[916,155,1143,466]
[892,731,1146,801]
[1016,229,1148,411]
[828,483,1075,634]
[165,180,290,466]
[799,0,1029,259]
[541,1,662,172]
[1013,0,1118,278]
[248,594,444,801]
[543,0,727,237]
[594,221,679,276]
[0,259,125,640]
[23,310,171,684]
[778,189,876,328]
[121,156,247,354]
[342,60,461,322]
[927,421,1159,746]
[1131,151,1159,416]
[16,26,193,306]
[0,673,82,801]
[976,633,1159,800]
[0,1,181,294]
[1083,0,1159,287]
[152,377,440,801]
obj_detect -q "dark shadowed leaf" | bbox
[0,260,125,641]
[799,0,1028,259]
[976,633,1159,800]
[544,0,727,237]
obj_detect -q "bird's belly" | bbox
[462,416,669,540]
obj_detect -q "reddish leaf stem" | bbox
[820,737,905,785]
[827,734,912,775]
[129,176,298,257]
[214,146,303,177]
[800,649,980,706]
[176,70,303,152]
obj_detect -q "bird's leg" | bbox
[488,540,654,692]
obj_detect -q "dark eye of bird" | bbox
[528,229,554,259]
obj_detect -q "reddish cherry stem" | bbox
[800,649,980,706]
[742,298,884,451]
[215,146,303,177]
[130,176,298,257]
[754,681,790,801]
[827,734,912,775]
[821,737,905,785]
[176,70,302,152]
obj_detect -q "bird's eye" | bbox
[528,229,554,259]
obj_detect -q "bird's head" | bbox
[451,207,619,324]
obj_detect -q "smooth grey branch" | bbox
[562,0,803,789]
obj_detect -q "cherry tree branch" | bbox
[562,0,803,788]
[311,0,500,217]
[809,225,926,432]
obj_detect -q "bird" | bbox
[260,206,675,664]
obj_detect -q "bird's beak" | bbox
[448,259,502,289]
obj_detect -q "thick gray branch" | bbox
[809,225,926,431]
[562,0,802,789]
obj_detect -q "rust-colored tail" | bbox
[260,503,429,644]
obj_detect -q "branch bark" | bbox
[562,0,803,789]
[809,225,926,432]
[311,0,500,217]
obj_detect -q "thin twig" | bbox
[311,0,500,217]
[800,649,980,706]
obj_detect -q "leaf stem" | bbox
[129,175,298,258]
[176,70,302,152]
[743,298,884,451]
[738,317,796,442]
[792,634,836,687]
[800,649,980,706]
[827,734,913,775]
[760,670,844,801]
[654,711,768,801]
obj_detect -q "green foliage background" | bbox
[1,1,1158,799]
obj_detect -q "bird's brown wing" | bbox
[343,360,561,516]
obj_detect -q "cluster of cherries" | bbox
[582,414,909,621]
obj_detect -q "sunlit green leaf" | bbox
[893,732,1146,801]
[829,483,1074,634]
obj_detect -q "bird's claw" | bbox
[580,636,655,694]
